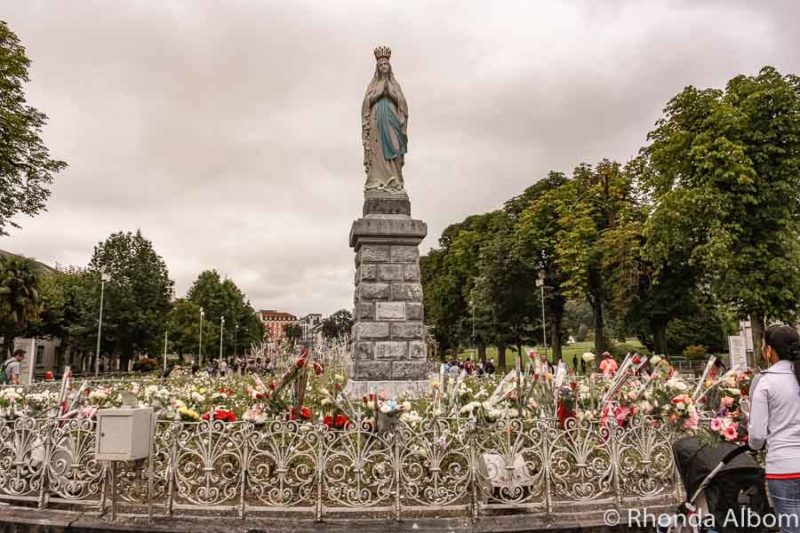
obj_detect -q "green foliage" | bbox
[320,309,353,339]
[641,66,800,338]
[166,299,202,362]
[0,21,67,235]
[0,254,40,356]
[89,230,174,368]
[185,270,263,358]
[682,344,708,361]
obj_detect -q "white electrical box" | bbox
[95,407,154,461]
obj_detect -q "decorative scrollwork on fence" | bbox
[614,420,675,497]
[0,417,45,497]
[173,420,246,506]
[398,418,471,507]
[0,415,683,518]
[321,421,395,508]
[246,420,318,507]
[46,418,103,500]
[548,417,614,501]
[473,418,547,505]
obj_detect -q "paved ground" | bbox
[0,505,660,533]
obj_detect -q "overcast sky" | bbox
[2,0,799,317]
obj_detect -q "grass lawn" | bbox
[456,338,646,371]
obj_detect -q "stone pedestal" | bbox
[345,190,429,398]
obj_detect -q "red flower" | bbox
[268,382,276,390]
[312,362,324,376]
[334,383,342,391]
[323,415,333,428]
[632,356,641,365]
[300,407,312,420]
[202,409,237,422]
[569,381,578,390]
[288,407,297,420]
[333,415,349,429]
[296,358,306,369]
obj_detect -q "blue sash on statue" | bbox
[377,96,408,161]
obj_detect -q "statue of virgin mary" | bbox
[362,46,408,193]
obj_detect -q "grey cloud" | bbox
[2,0,799,315]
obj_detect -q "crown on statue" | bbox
[373,46,392,61]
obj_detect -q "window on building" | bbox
[36,344,45,366]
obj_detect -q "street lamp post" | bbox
[536,270,548,359]
[199,307,205,366]
[94,270,110,377]
[219,316,225,366]
[163,328,169,373]
[234,324,239,358]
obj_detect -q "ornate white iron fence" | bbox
[0,415,682,521]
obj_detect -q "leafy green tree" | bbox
[186,270,263,359]
[28,267,96,368]
[0,254,40,356]
[0,21,67,236]
[551,160,637,353]
[513,171,570,360]
[640,66,800,364]
[284,323,302,346]
[89,230,174,369]
[166,299,201,363]
[320,309,353,339]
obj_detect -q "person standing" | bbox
[599,352,618,378]
[1,349,25,385]
[572,355,579,374]
[748,324,800,531]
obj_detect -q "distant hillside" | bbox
[0,250,58,276]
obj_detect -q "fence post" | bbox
[470,433,479,520]
[542,421,553,516]
[37,418,54,510]
[610,421,624,510]
[239,424,248,519]
[166,423,177,516]
[394,428,401,521]
[315,425,324,522]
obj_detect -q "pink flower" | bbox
[721,396,734,408]
[710,418,723,432]
[723,423,738,441]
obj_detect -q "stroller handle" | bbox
[720,444,752,465]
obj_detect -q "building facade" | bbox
[258,310,298,345]
[299,313,324,345]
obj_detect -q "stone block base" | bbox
[344,379,431,399]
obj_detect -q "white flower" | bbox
[650,355,663,366]
[190,392,205,403]
[581,352,596,363]
[459,401,481,415]
[666,378,688,392]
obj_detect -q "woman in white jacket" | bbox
[748,324,800,532]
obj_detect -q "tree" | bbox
[0,21,67,236]
[166,299,202,363]
[284,323,302,346]
[320,309,353,340]
[421,212,506,360]
[551,160,637,353]
[186,270,263,359]
[89,230,174,369]
[0,254,40,357]
[640,66,800,364]
[27,266,97,368]
[513,171,570,360]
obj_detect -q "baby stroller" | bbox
[659,436,769,532]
